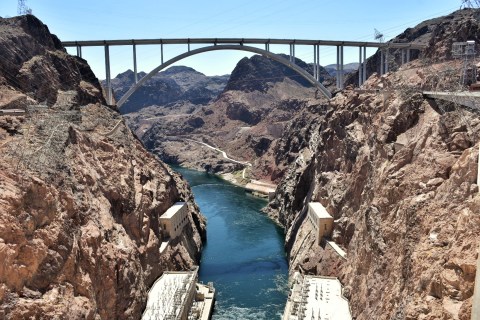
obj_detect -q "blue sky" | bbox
[0,0,464,79]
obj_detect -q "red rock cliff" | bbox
[267,8,480,320]
[0,15,205,319]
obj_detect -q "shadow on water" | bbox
[170,165,288,320]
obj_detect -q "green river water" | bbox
[173,166,289,320]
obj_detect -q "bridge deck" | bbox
[423,91,480,110]
[62,37,426,49]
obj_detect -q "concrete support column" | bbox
[292,43,295,63]
[188,40,190,52]
[265,43,270,52]
[336,46,340,88]
[358,46,363,86]
[313,45,317,80]
[401,48,405,65]
[339,45,344,89]
[289,44,295,63]
[76,45,82,58]
[133,44,138,84]
[104,44,112,105]
[363,46,367,83]
[380,49,384,75]
[161,43,164,64]
[385,48,389,73]
[406,48,411,63]
[317,44,320,80]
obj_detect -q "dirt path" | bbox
[184,138,252,167]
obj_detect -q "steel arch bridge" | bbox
[62,38,426,106]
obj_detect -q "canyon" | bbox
[115,54,334,182]
[0,6,479,320]
[119,8,480,320]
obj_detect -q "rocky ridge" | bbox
[129,54,334,181]
[0,15,205,319]
[346,8,480,86]
[267,8,480,320]
[111,66,229,114]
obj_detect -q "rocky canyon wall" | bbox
[267,9,480,320]
[0,15,205,319]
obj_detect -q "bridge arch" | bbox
[117,44,331,107]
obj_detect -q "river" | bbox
[173,166,288,320]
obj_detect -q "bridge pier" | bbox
[385,48,389,73]
[104,44,112,106]
[313,44,320,81]
[380,49,384,75]
[336,45,344,89]
[358,46,363,86]
[161,42,164,64]
[76,45,82,58]
[379,48,390,75]
[289,43,296,63]
[317,45,320,80]
[400,48,411,65]
[363,46,367,83]
[358,46,372,86]
[133,44,138,84]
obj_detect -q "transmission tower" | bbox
[452,40,477,86]
[374,28,384,43]
[461,0,480,8]
[17,0,32,15]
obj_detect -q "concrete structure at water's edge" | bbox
[307,202,334,244]
[142,267,215,320]
[245,180,276,199]
[160,202,189,239]
[282,272,352,320]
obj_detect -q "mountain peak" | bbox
[224,54,332,93]
[163,65,204,75]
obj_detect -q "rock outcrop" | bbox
[130,54,334,180]
[224,54,332,92]
[346,8,480,87]
[110,66,229,114]
[0,15,205,319]
[267,8,480,320]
